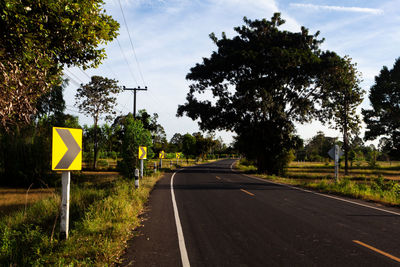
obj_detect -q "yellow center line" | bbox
[240,189,255,196]
[353,240,400,263]
[216,176,221,180]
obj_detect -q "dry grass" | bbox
[0,187,55,216]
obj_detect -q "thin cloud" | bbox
[290,3,383,15]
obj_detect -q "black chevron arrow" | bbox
[139,147,146,159]
[55,129,81,169]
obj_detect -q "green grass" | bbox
[0,172,162,266]
[237,160,400,207]
[0,159,216,266]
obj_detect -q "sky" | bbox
[63,0,400,146]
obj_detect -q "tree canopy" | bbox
[75,76,121,168]
[0,0,119,129]
[177,13,348,174]
[362,58,400,159]
[318,53,364,174]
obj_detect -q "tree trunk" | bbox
[93,119,98,170]
[343,106,349,175]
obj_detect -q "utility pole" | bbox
[123,86,147,118]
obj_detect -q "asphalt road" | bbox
[120,159,400,266]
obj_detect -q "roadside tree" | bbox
[0,0,119,129]
[75,76,121,169]
[120,114,152,178]
[318,53,364,174]
[362,58,400,160]
[177,13,344,175]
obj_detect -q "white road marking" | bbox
[171,170,191,267]
[230,160,400,216]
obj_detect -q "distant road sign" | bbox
[139,146,147,159]
[159,151,165,159]
[52,127,82,170]
[328,145,344,160]
[176,152,181,159]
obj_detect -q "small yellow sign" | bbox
[159,151,165,159]
[139,146,147,159]
[176,152,181,159]
[52,127,82,170]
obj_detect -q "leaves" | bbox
[177,13,336,174]
[362,58,400,159]
[0,0,119,130]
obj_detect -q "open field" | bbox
[0,188,55,217]
[287,161,400,180]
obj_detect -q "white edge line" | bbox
[171,169,191,267]
[230,160,400,216]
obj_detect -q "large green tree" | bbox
[362,58,400,159]
[75,76,121,169]
[0,0,119,129]
[177,13,342,174]
[119,114,152,178]
[318,53,364,174]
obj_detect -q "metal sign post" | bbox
[140,159,144,179]
[154,162,157,173]
[328,145,343,182]
[60,171,70,240]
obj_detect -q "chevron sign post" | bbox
[138,146,147,179]
[52,127,82,240]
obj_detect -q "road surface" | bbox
[120,159,400,266]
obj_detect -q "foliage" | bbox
[303,131,336,161]
[0,53,58,129]
[182,133,196,157]
[119,114,152,178]
[318,53,365,174]
[136,110,168,153]
[75,76,121,169]
[0,0,119,129]
[169,133,184,152]
[362,58,400,160]
[0,80,79,186]
[178,13,345,174]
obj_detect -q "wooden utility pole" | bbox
[123,86,147,118]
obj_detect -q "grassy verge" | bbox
[0,172,162,266]
[0,159,217,266]
[237,160,400,207]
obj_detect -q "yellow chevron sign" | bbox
[159,151,165,159]
[176,152,181,159]
[138,146,147,159]
[52,127,82,170]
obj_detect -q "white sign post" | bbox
[60,171,70,239]
[140,159,144,179]
[328,145,344,182]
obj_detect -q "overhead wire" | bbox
[78,68,91,80]
[64,69,84,84]
[117,0,146,86]
[115,37,139,86]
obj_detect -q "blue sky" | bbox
[63,0,400,146]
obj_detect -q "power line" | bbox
[64,69,84,84]
[63,73,81,87]
[116,37,139,86]
[117,0,146,86]
[78,68,91,80]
